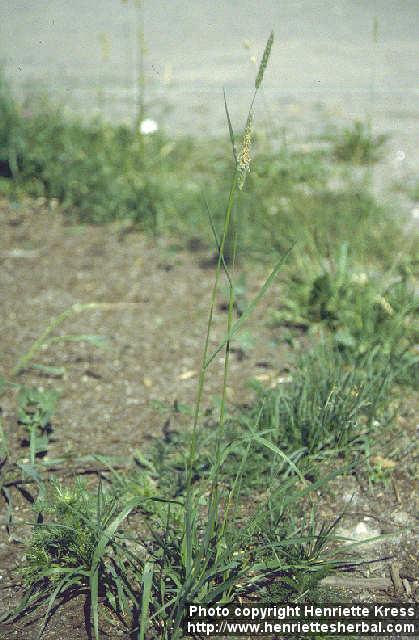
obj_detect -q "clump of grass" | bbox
[251,344,398,458]
[272,246,417,355]
[4,465,337,639]
[0,77,202,229]
[150,340,403,493]
[248,183,408,270]
[3,479,149,638]
[329,120,388,164]
[139,483,338,638]
[9,103,163,226]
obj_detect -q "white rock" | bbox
[140,118,158,135]
[339,521,381,545]
[394,150,406,163]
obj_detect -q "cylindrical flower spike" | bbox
[255,31,274,90]
[237,111,253,190]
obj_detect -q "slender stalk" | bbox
[12,302,140,377]
[184,172,238,572]
[184,29,275,582]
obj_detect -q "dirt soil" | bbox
[0,198,417,639]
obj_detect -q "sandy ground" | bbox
[0,198,289,459]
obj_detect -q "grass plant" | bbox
[1,34,345,639]
[271,245,417,356]
[2,480,150,639]
[149,341,405,494]
[0,26,416,640]
[329,120,388,165]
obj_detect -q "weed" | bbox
[138,485,338,638]
[132,32,343,639]
[2,479,148,638]
[250,344,398,460]
[367,455,397,485]
[150,341,402,495]
[329,120,388,164]
[17,386,59,463]
[271,246,417,356]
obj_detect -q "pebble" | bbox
[338,521,381,545]
[393,511,410,525]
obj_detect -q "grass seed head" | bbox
[375,294,394,316]
[255,31,274,90]
[238,111,253,190]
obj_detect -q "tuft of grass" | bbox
[329,120,388,164]
[271,246,417,356]
[138,482,339,638]
[249,344,399,460]
[3,479,148,639]
[150,341,404,493]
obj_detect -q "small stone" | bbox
[393,511,410,525]
[338,521,381,545]
[399,566,416,582]
[403,579,412,596]
[342,491,360,505]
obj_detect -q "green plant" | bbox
[250,344,398,461]
[272,246,417,355]
[139,483,338,638]
[17,386,59,463]
[367,454,396,485]
[113,32,342,639]
[12,302,118,377]
[150,339,404,495]
[2,479,149,638]
[329,120,388,164]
